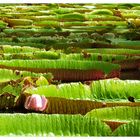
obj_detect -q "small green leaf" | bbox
[36,76,49,87]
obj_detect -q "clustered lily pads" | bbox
[0,3,140,136]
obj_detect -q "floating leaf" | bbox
[0,114,111,136]
[113,120,140,136]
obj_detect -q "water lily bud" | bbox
[24,94,48,112]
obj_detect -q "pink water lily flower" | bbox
[24,94,48,112]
